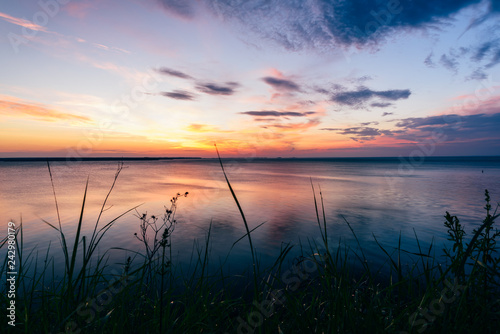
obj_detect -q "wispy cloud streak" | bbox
[240,110,315,117]
[332,87,411,107]
[160,90,196,100]
[0,96,92,123]
[0,11,48,32]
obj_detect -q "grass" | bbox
[1,159,500,333]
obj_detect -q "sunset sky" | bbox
[1,0,499,158]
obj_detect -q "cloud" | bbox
[395,115,460,128]
[465,39,500,75]
[264,119,320,130]
[155,67,241,96]
[156,67,193,79]
[196,82,239,95]
[332,87,411,107]
[428,18,500,79]
[460,1,499,34]
[466,68,488,80]
[92,43,130,54]
[0,96,91,123]
[352,75,372,83]
[424,53,436,67]
[472,41,495,61]
[439,54,459,72]
[382,112,394,116]
[262,77,300,91]
[160,90,195,100]
[371,102,393,108]
[64,2,95,19]
[0,11,48,32]
[321,126,396,141]
[393,112,500,143]
[240,110,315,117]
[157,0,196,19]
[451,93,500,115]
[155,67,240,97]
[243,109,320,131]
[316,87,331,95]
[205,0,497,50]
[186,123,229,133]
[486,48,500,68]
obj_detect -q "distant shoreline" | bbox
[1,156,499,162]
[0,157,202,162]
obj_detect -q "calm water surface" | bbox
[1,157,500,276]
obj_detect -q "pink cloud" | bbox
[64,1,95,19]
[446,93,500,116]
[0,11,48,32]
[267,68,285,78]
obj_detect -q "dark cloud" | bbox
[316,83,345,95]
[356,75,372,83]
[427,48,467,73]
[472,41,494,61]
[439,54,459,72]
[346,76,373,85]
[315,87,331,95]
[240,110,315,117]
[297,100,317,106]
[196,82,239,95]
[395,114,460,128]
[206,0,496,50]
[371,102,393,108]
[321,126,397,141]
[160,90,195,100]
[262,77,300,91]
[460,1,499,34]
[361,121,379,126]
[332,87,411,106]
[382,112,394,116]
[393,112,500,143]
[466,68,488,80]
[321,112,500,154]
[431,36,499,78]
[155,67,243,96]
[486,48,500,68]
[157,0,195,19]
[156,67,193,79]
[424,53,435,67]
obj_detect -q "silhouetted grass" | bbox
[1,161,499,333]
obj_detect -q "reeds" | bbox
[1,160,499,333]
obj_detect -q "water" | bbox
[1,157,500,277]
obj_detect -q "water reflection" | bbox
[1,158,499,276]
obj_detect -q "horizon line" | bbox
[1,155,500,162]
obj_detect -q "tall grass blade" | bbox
[67,176,89,302]
[214,144,258,295]
[47,161,70,274]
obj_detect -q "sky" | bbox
[0,0,499,158]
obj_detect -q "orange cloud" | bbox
[0,96,92,123]
[264,119,321,131]
[186,123,232,133]
[0,11,48,32]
